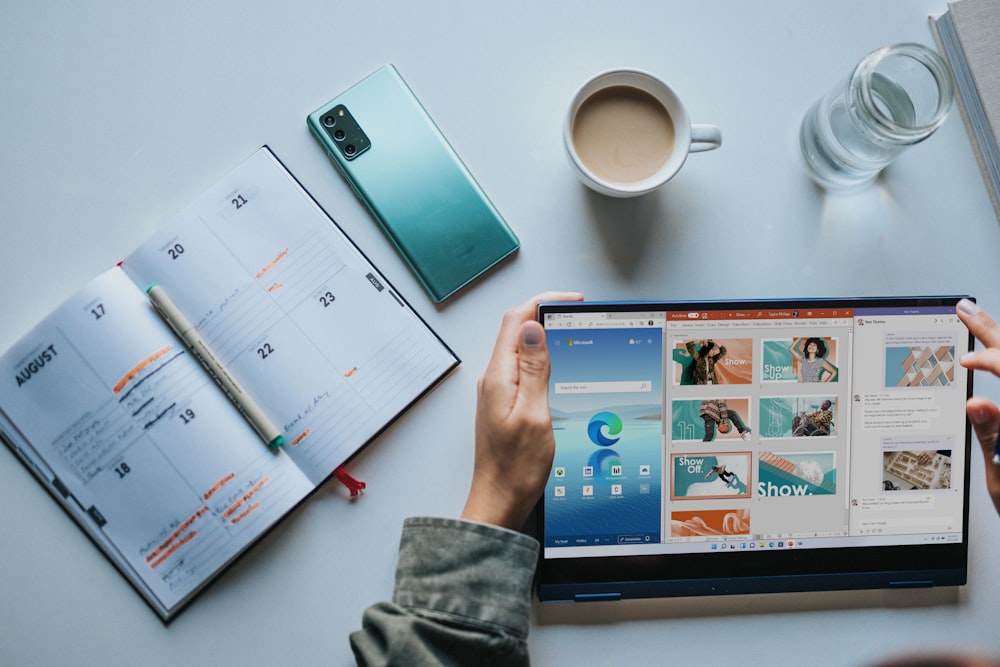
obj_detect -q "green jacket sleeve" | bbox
[350,517,539,666]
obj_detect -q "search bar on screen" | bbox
[554,381,653,394]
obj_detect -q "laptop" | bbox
[536,297,973,602]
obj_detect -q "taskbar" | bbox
[543,531,962,559]
[547,532,659,548]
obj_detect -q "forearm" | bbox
[351,517,539,666]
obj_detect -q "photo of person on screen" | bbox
[792,399,834,436]
[687,339,726,385]
[700,399,751,441]
[704,464,747,494]
[675,339,754,385]
[789,337,838,382]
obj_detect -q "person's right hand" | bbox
[956,298,1000,517]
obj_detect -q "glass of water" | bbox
[800,43,954,191]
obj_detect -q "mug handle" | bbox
[690,124,722,152]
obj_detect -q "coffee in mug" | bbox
[572,85,676,183]
[564,69,721,197]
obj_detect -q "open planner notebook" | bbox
[0,147,459,620]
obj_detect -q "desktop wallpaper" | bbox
[545,327,663,547]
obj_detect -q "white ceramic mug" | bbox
[564,69,722,197]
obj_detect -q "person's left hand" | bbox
[461,291,583,530]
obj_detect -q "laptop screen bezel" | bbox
[535,296,973,602]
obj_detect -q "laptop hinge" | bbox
[889,580,934,588]
[574,592,622,602]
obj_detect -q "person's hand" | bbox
[956,298,1000,517]
[461,291,583,530]
[917,450,935,466]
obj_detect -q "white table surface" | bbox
[3,2,1000,665]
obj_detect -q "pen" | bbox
[146,285,285,450]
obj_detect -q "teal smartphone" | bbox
[307,64,519,303]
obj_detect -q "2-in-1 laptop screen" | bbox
[536,297,972,602]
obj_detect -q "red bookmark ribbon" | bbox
[333,466,366,498]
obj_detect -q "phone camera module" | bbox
[320,104,370,161]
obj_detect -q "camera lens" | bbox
[334,129,346,141]
[322,115,336,128]
[345,144,357,156]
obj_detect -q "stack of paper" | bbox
[931,0,1000,222]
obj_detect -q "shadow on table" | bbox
[578,184,696,282]
[533,584,961,626]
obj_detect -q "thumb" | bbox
[967,397,1000,515]
[517,320,550,406]
[967,398,1000,464]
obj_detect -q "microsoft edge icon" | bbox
[587,411,623,447]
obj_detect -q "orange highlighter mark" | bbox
[230,502,261,525]
[343,367,358,378]
[203,472,235,502]
[265,283,284,293]
[146,505,208,567]
[114,345,173,395]
[291,428,311,447]
[255,248,289,280]
[223,477,269,519]
[149,530,198,569]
